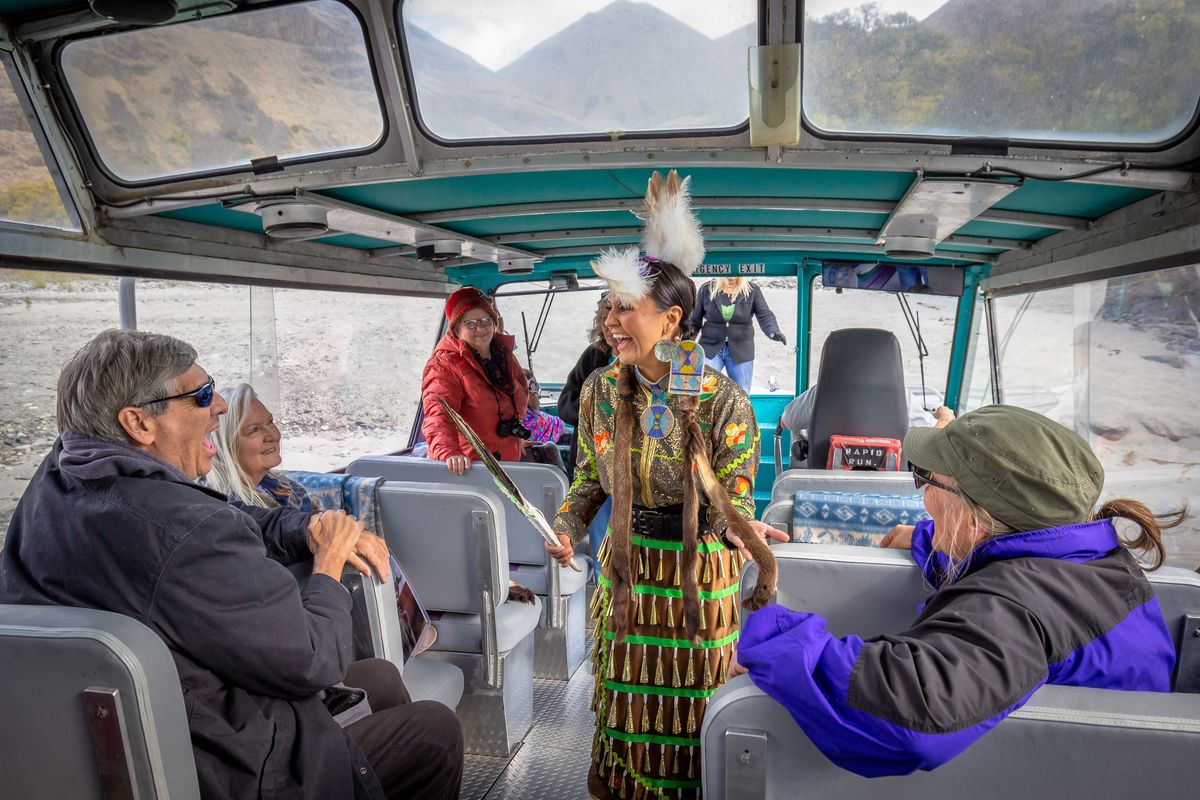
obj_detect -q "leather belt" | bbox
[628,504,711,539]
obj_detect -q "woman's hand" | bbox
[546,533,575,567]
[725,519,789,562]
[933,406,955,428]
[727,648,748,679]
[880,524,915,549]
[445,454,471,475]
[308,511,363,580]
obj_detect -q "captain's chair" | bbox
[799,328,909,470]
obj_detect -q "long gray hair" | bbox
[205,383,274,507]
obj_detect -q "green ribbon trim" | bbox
[604,680,719,699]
[603,727,702,750]
[629,534,726,553]
[599,401,614,415]
[597,573,740,600]
[602,629,739,649]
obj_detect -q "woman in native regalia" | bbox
[546,171,782,800]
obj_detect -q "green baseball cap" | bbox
[903,404,1104,532]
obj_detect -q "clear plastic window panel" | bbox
[0,270,119,540]
[60,0,384,182]
[808,273,958,425]
[400,0,757,140]
[0,56,74,229]
[493,284,605,399]
[992,265,1200,567]
[802,1,1200,145]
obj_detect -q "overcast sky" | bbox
[405,1,947,71]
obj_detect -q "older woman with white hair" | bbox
[205,382,314,511]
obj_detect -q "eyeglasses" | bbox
[144,376,216,408]
[913,465,960,495]
[459,317,495,331]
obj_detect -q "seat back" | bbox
[807,329,908,471]
[375,481,509,617]
[704,546,1200,799]
[771,468,917,503]
[348,456,567,565]
[0,604,201,800]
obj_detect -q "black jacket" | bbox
[0,434,383,800]
[558,344,611,477]
[690,281,782,364]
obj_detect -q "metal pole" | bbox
[117,277,136,330]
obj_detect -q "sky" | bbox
[405,0,947,71]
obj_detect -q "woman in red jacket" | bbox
[421,287,530,474]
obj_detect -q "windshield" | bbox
[803,0,1200,145]
[400,0,757,140]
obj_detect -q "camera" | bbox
[496,418,532,441]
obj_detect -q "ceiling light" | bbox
[256,202,330,239]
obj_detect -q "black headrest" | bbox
[807,328,908,470]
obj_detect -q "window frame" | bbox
[394,0,765,147]
[53,0,391,187]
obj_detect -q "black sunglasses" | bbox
[144,376,216,408]
[913,465,959,495]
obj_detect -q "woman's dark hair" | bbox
[588,293,612,354]
[645,260,699,339]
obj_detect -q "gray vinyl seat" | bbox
[375,480,542,756]
[349,455,587,680]
[701,544,1200,799]
[0,604,201,800]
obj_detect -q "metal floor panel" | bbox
[463,633,597,800]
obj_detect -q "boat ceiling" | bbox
[1,1,1197,293]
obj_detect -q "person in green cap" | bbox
[726,404,1188,777]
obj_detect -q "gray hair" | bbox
[204,383,272,507]
[56,329,197,443]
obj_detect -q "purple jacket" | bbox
[738,518,1175,777]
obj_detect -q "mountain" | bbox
[497,1,752,132]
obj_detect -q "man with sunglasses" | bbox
[0,329,463,800]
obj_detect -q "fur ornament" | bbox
[639,170,705,274]
[591,246,652,307]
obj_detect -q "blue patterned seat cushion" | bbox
[791,490,930,547]
[281,471,386,537]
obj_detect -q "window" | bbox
[0,270,119,543]
[0,55,75,229]
[492,284,607,394]
[992,265,1200,567]
[400,0,757,141]
[60,1,385,182]
[803,1,1200,145]
[808,273,958,422]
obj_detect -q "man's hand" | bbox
[880,524,915,549]
[726,519,789,562]
[308,511,363,580]
[350,532,391,581]
[546,533,575,568]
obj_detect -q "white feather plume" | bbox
[640,171,705,274]
[590,246,652,306]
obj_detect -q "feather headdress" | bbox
[589,170,705,305]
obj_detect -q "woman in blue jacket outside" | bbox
[730,404,1186,778]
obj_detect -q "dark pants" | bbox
[343,659,464,800]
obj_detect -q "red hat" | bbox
[445,287,498,327]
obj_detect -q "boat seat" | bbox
[0,604,201,800]
[767,469,924,540]
[375,480,541,756]
[350,455,587,679]
[701,544,1200,799]
[402,655,465,711]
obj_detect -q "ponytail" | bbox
[608,366,638,634]
[1091,499,1189,571]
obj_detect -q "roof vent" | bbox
[881,234,936,260]
[256,202,330,239]
[90,0,178,25]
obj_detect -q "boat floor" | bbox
[462,648,597,800]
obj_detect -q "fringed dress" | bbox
[554,363,760,800]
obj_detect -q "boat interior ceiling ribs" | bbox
[0,0,1197,299]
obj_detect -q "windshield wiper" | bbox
[898,294,931,411]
